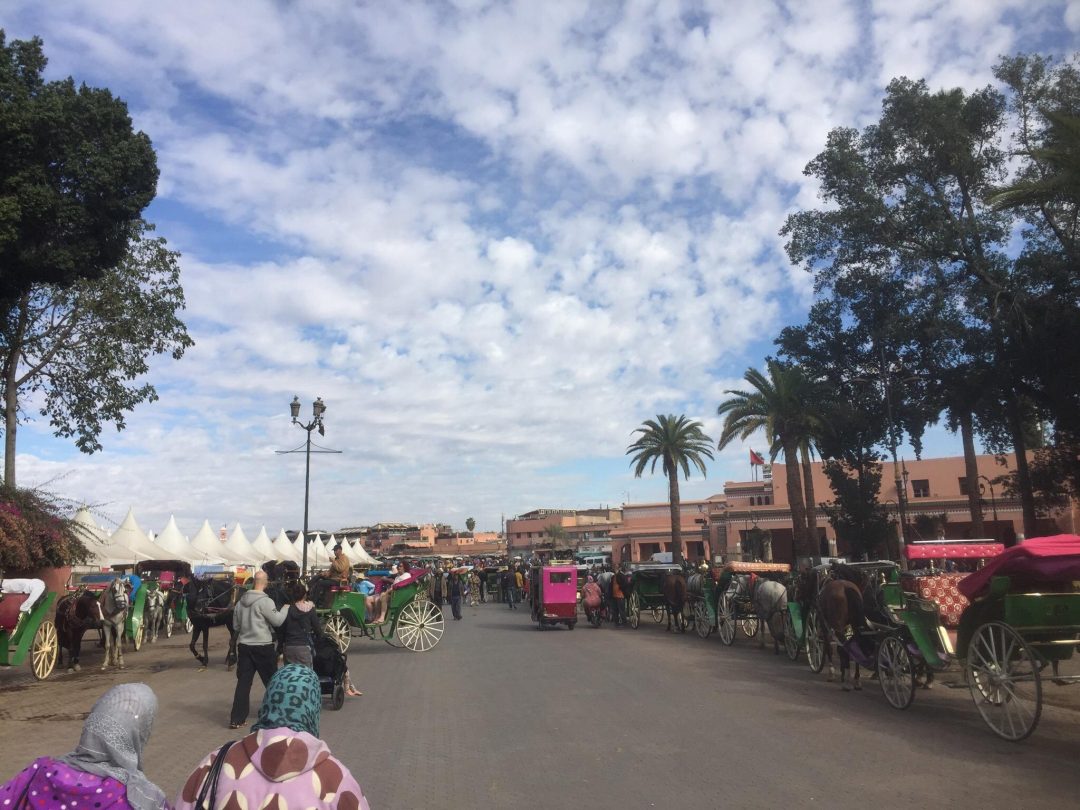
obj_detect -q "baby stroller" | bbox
[313,634,347,710]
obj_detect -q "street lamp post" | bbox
[289,396,325,577]
[979,474,998,537]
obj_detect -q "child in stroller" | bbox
[313,634,359,709]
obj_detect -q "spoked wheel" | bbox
[396,599,445,652]
[651,605,665,623]
[693,600,711,639]
[184,618,193,634]
[164,608,174,639]
[878,635,917,710]
[740,617,759,639]
[717,594,735,646]
[806,609,826,674]
[967,622,1042,741]
[783,610,800,661]
[325,614,351,654]
[32,620,58,680]
[132,623,144,652]
[628,592,641,629]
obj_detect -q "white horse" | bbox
[733,573,789,654]
[144,587,166,644]
[99,578,129,670]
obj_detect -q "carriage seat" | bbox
[901,572,968,629]
[0,595,29,631]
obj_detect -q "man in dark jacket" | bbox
[448,572,463,620]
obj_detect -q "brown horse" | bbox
[661,572,687,633]
[55,589,103,672]
[818,578,866,690]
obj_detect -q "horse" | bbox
[184,577,239,670]
[661,572,687,632]
[730,573,788,654]
[99,577,129,671]
[54,588,103,672]
[144,587,166,644]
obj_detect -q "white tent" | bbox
[72,507,113,567]
[349,540,380,567]
[224,524,260,565]
[306,532,331,569]
[153,516,201,563]
[188,520,231,564]
[250,527,277,563]
[109,508,164,563]
[271,529,300,563]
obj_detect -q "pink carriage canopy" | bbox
[958,534,1080,600]
[905,541,1003,560]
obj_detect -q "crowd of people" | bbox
[0,669,370,809]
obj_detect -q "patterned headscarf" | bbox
[57,683,166,810]
[251,664,321,738]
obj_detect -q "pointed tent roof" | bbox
[251,527,277,563]
[224,524,259,564]
[109,508,163,562]
[153,516,200,563]
[72,507,112,566]
[306,533,331,569]
[188,520,231,564]
[271,529,299,563]
[351,542,380,567]
[342,539,362,565]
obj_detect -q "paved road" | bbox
[2,600,1080,808]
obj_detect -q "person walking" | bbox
[230,570,289,729]
[448,571,463,620]
[503,569,516,609]
[430,565,445,608]
[612,570,627,626]
[514,566,524,608]
[282,582,322,667]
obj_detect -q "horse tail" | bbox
[845,582,865,638]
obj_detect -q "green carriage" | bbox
[0,585,58,680]
[715,561,791,645]
[318,571,444,653]
[135,560,193,639]
[626,563,683,629]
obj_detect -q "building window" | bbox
[911,479,930,498]
[765,496,771,505]
[958,477,969,496]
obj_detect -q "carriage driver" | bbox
[330,544,352,585]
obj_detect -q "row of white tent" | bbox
[72,507,381,569]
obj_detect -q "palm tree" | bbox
[626,414,714,566]
[717,361,821,560]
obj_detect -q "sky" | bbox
[6,1,1079,537]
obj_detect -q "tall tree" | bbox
[0,32,158,305]
[716,361,819,560]
[626,414,713,566]
[781,76,1043,536]
[465,517,476,533]
[1,223,193,486]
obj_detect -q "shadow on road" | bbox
[471,621,541,632]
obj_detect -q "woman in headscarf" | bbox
[174,665,368,810]
[0,683,168,809]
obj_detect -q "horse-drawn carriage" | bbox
[0,579,58,680]
[715,561,791,646]
[135,560,193,640]
[626,563,683,629]
[318,568,444,653]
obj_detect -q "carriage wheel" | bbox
[717,594,735,646]
[651,605,665,623]
[878,635,916,710]
[325,614,351,654]
[396,599,444,652]
[164,608,174,639]
[184,618,193,634]
[740,617,759,639]
[31,620,58,680]
[628,592,641,629]
[967,621,1042,742]
[132,623,144,652]
[782,610,800,661]
[693,600,711,639]
[806,609,826,674]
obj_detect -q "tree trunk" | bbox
[800,444,818,556]
[783,439,808,561]
[2,295,27,488]
[666,457,683,566]
[1005,393,1038,538]
[959,411,985,538]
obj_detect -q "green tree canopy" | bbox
[626,414,713,565]
[1,222,193,486]
[0,32,158,306]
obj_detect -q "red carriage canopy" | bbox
[958,534,1080,600]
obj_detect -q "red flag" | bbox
[750,449,765,466]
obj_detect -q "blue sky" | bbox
[6,1,1078,536]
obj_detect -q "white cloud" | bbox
[4,0,1071,532]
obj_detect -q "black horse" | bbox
[54,589,103,672]
[184,578,239,670]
